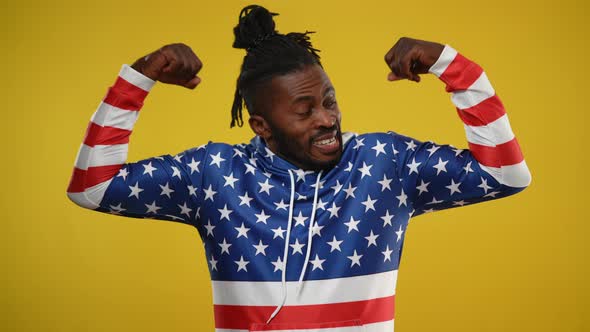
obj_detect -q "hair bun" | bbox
[232,5,279,50]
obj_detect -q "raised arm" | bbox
[66,43,208,225]
[384,37,531,216]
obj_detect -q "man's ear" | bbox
[248,114,272,140]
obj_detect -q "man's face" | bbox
[249,64,343,171]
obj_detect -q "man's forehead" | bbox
[271,65,333,99]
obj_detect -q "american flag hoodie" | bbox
[67,45,531,332]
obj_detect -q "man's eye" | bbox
[325,99,337,108]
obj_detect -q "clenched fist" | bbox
[384,37,444,83]
[131,43,202,89]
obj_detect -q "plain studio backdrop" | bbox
[1,0,588,331]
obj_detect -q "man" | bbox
[67,5,531,332]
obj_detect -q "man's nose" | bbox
[315,107,337,128]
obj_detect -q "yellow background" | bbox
[1,0,588,331]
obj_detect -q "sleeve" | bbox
[66,64,207,227]
[390,45,532,217]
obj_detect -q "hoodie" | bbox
[67,45,531,332]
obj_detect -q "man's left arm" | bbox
[384,37,532,216]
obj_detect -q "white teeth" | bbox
[314,137,336,146]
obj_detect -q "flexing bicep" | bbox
[66,64,206,226]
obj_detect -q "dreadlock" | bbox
[230,4,322,128]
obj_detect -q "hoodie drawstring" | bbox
[266,169,323,325]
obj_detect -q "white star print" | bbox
[264,147,275,161]
[344,216,361,233]
[331,180,343,195]
[253,240,268,256]
[451,146,464,157]
[293,211,308,227]
[396,225,404,242]
[234,222,250,239]
[353,137,365,150]
[218,204,233,221]
[209,152,226,168]
[290,239,306,255]
[274,199,289,211]
[309,254,326,271]
[187,158,200,174]
[365,230,379,247]
[294,169,309,182]
[271,256,284,272]
[218,238,232,255]
[159,182,174,198]
[391,143,399,156]
[347,250,363,267]
[343,183,357,199]
[433,157,449,175]
[204,219,215,237]
[128,182,144,199]
[416,180,430,195]
[426,144,440,157]
[272,226,286,239]
[378,174,393,191]
[203,184,217,201]
[238,192,253,207]
[357,162,373,179]
[453,200,467,206]
[234,256,249,272]
[142,162,157,177]
[372,140,387,156]
[187,185,197,196]
[361,195,378,212]
[380,209,394,227]
[178,202,192,217]
[478,177,492,194]
[344,162,353,172]
[327,203,341,218]
[173,154,183,163]
[109,203,125,214]
[316,199,327,210]
[209,256,218,271]
[258,179,274,195]
[406,158,421,175]
[484,191,501,198]
[396,188,408,207]
[244,163,256,175]
[255,210,271,224]
[446,179,462,195]
[427,196,444,205]
[405,140,417,151]
[311,223,324,237]
[170,166,182,179]
[463,161,474,174]
[327,236,343,252]
[233,148,245,158]
[117,167,129,180]
[223,172,239,188]
[145,201,161,214]
[382,245,393,262]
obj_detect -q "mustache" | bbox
[310,125,341,141]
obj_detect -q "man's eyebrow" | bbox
[291,86,335,105]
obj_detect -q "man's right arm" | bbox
[66,44,206,226]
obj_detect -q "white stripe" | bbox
[67,179,113,209]
[214,320,394,332]
[212,270,397,306]
[75,144,129,170]
[451,72,495,110]
[119,64,156,91]
[74,143,92,170]
[480,160,531,187]
[464,114,515,146]
[91,102,140,130]
[428,44,457,77]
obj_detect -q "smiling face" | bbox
[248,64,343,171]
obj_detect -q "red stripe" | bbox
[67,165,123,192]
[83,122,131,147]
[469,138,524,167]
[456,95,506,126]
[440,53,483,92]
[103,87,145,111]
[113,76,149,100]
[213,295,395,330]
